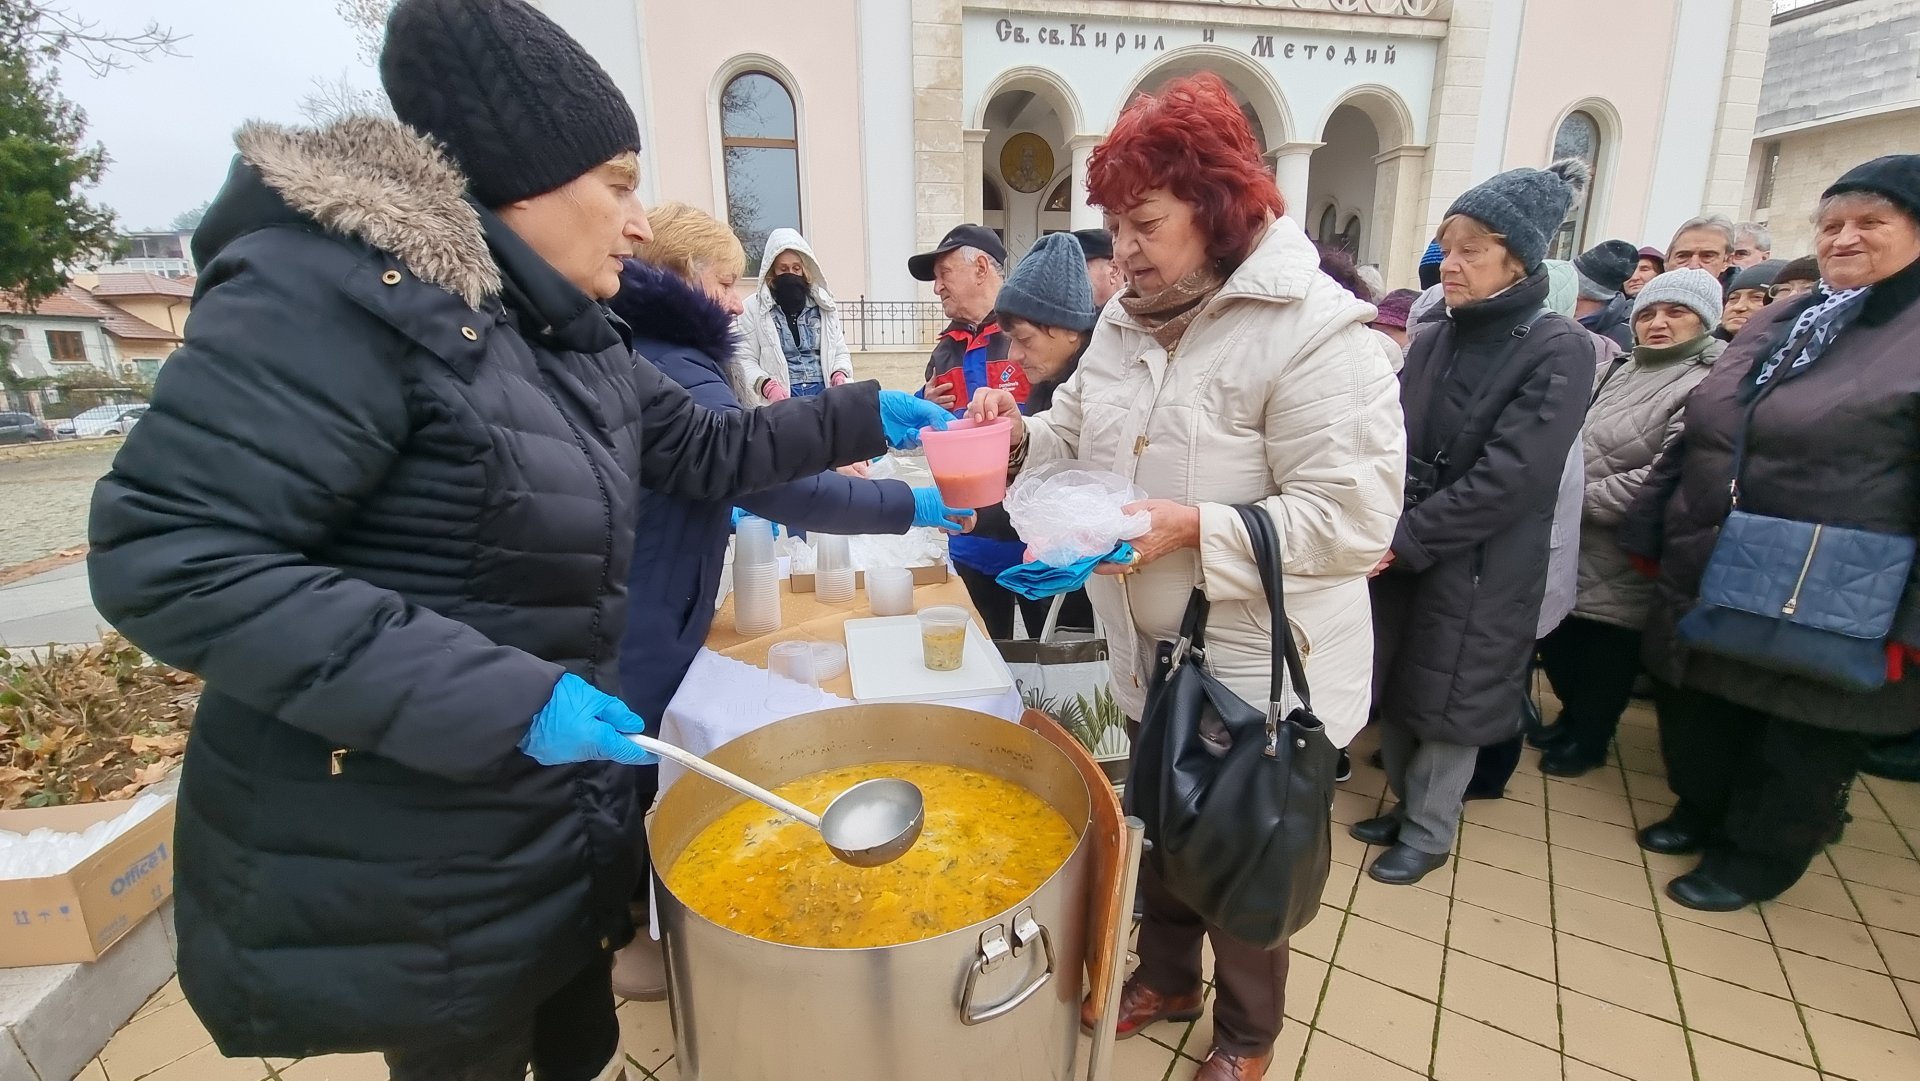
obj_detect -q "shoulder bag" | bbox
[1675,385,1916,693]
[1124,504,1338,948]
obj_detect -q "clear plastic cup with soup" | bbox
[916,606,969,672]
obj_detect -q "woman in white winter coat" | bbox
[969,73,1403,1081]
[733,228,853,403]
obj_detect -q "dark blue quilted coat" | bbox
[609,260,913,724]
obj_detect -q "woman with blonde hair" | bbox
[606,203,972,999]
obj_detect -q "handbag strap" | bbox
[1233,504,1314,756]
[1418,307,1553,474]
[1726,375,1787,510]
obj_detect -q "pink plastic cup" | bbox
[919,418,1013,509]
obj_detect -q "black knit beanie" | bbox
[380,0,641,207]
[1824,155,1920,223]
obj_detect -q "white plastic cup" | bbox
[865,566,916,617]
[815,567,857,604]
[918,605,970,672]
[765,641,822,713]
[813,534,852,573]
[733,562,782,636]
[735,514,776,565]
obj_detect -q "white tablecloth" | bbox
[654,648,1024,794]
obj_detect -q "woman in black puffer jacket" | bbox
[83,3,947,1079]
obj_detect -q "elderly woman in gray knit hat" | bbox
[1532,269,1727,778]
[1357,160,1599,885]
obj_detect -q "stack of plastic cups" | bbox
[864,566,916,617]
[813,534,856,604]
[733,515,782,636]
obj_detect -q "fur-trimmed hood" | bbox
[608,259,737,362]
[198,117,502,309]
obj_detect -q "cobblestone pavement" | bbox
[0,442,118,569]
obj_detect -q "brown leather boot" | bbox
[1195,1045,1274,1080]
[1080,976,1204,1040]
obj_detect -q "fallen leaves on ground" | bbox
[0,635,199,809]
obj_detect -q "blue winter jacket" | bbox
[610,261,914,723]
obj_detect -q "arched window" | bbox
[1339,214,1363,259]
[982,179,1008,249]
[1045,178,1070,214]
[1318,205,1339,244]
[720,71,801,275]
[1550,110,1602,260]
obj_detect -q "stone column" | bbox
[1373,144,1431,287]
[911,0,966,267]
[1068,136,1102,230]
[1270,142,1323,225]
[964,129,989,223]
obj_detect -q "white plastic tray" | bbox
[843,614,1014,703]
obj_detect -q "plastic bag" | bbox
[1004,462,1151,567]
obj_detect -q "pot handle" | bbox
[960,909,1055,1026]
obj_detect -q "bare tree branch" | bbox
[299,70,390,126]
[335,0,392,66]
[3,1,185,78]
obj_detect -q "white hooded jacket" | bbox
[1023,217,1406,747]
[733,229,853,404]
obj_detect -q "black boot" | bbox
[1665,869,1755,912]
[1638,816,1707,855]
[1368,844,1449,886]
[1528,724,1574,750]
[1349,814,1401,846]
[1539,743,1606,778]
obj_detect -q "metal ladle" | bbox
[627,733,926,867]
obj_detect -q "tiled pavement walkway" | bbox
[82,700,1920,1081]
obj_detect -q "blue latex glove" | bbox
[878,390,951,450]
[911,486,976,533]
[519,673,657,766]
[725,510,779,537]
[995,543,1137,601]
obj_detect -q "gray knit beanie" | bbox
[996,233,1097,332]
[1445,159,1591,273]
[1573,239,1639,300]
[1631,268,1723,330]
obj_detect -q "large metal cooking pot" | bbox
[650,704,1092,1081]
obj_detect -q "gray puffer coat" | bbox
[1573,333,1724,630]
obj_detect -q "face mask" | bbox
[771,273,810,316]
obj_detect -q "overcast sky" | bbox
[57,0,378,230]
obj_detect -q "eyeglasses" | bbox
[1768,281,1816,299]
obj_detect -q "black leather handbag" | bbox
[1125,504,1338,949]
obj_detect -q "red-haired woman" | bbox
[970,73,1404,1081]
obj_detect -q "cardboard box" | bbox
[789,562,949,594]
[0,799,176,968]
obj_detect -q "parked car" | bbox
[0,411,55,444]
[55,404,148,439]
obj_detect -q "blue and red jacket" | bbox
[919,312,1030,576]
[921,312,1028,417]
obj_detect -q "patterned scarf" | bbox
[1743,281,1870,400]
[1120,266,1227,353]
